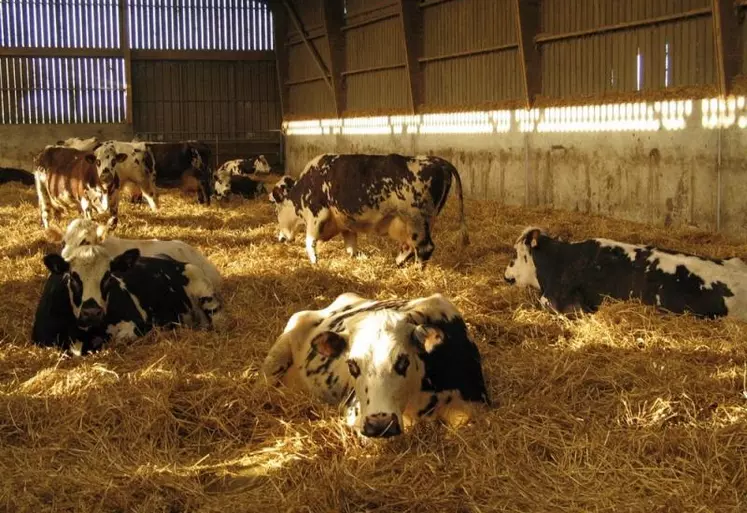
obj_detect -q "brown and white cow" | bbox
[94,141,158,212]
[269,153,469,266]
[34,146,124,229]
[145,141,212,204]
[212,156,271,200]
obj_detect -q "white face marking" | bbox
[347,311,423,426]
[106,320,139,342]
[254,155,271,173]
[61,219,101,260]
[504,236,541,290]
[276,200,303,242]
[64,245,114,316]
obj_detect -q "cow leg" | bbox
[262,334,294,381]
[342,231,360,258]
[410,217,435,266]
[305,233,319,265]
[108,190,120,230]
[34,171,52,228]
[141,180,159,212]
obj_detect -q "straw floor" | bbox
[0,181,746,513]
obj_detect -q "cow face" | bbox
[94,145,128,195]
[269,176,295,204]
[43,247,140,328]
[504,227,542,289]
[60,219,107,260]
[254,155,271,174]
[344,311,438,438]
[270,176,302,242]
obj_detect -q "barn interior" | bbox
[1,1,746,512]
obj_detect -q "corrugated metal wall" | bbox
[282,0,731,119]
[539,0,715,98]
[132,60,280,139]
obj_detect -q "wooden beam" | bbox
[515,0,542,108]
[0,48,122,58]
[282,0,334,94]
[398,0,424,114]
[322,0,346,117]
[130,50,276,61]
[712,0,741,96]
[270,0,290,119]
[119,0,133,125]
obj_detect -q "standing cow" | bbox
[504,226,747,320]
[33,146,125,229]
[269,154,469,266]
[146,141,212,204]
[94,141,158,212]
[33,244,225,354]
[263,293,490,437]
[212,155,271,200]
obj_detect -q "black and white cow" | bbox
[263,293,489,437]
[56,137,101,151]
[32,244,225,354]
[0,167,35,186]
[269,154,469,266]
[59,218,222,289]
[146,141,212,204]
[504,226,747,320]
[212,156,271,200]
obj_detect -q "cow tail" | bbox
[451,165,469,247]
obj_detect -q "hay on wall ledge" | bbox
[0,182,746,512]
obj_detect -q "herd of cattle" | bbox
[1,143,746,438]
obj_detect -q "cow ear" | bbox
[270,186,283,204]
[411,325,445,354]
[95,223,109,240]
[115,152,128,163]
[44,253,69,275]
[110,248,140,273]
[311,331,347,358]
[525,228,542,248]
[84,153,96,165]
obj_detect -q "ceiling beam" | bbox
[398,0,424,114]
[515,0,542,108]
[712,0,741,96]
[282,0,333,94]
[322,0,346,117]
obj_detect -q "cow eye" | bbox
[96,159,101,166]
[393,354,410,376]
[347,359,361,378]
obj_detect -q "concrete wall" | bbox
[0,124,133,170]
[283,108,747,238]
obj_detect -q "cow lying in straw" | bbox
[263,293,489,437]
[32,243,225,355]
[504,226,747,319]
[56,218,221,289]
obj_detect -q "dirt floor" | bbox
[0,181,746,513]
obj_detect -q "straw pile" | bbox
[0,181,746,513]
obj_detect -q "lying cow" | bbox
[34,146,124,229]
[94,141,158,212]
[504,227,747,320]
[212,156,271,200]
[263,293,489,437]
[146,141,212,204]
[269,154,469,266]
[58,218,221,289]
[33,244,225,354]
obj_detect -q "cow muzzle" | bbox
[78,299,105,328]
[278,232,290,243]
[504,275,516,285]
[362,412,402,438]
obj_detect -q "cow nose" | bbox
[362,413,402,438]
[278,233,288,243]
[504,275,516,285]
[79,302,105,327]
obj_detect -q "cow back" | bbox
[36,147,99,200]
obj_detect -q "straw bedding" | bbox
[0,181,746,513]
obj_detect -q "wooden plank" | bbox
[398,0,423,114]
[515,0,541,107]
[282,0,333,93]
[711,0,740,95]
[269,0,290,119]
[130,50,276,61]
[322,0,345,117]
[0,47,122,58]
[119,0,133,124]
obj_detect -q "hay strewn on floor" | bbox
[0,182,746,513]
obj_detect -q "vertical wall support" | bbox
[270,0,290,118]
[283,0,333,93]
[514,0,542,108]
[119,0,133,124]
[398,0,424,114]
[322,0,346,117]
[711,0,740,97]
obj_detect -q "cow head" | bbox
[270,176,302,242]
[504,226,543,289]
[342,311,440,438]
[95,145,127,190]
[43,246,140,328]
[60,218,109,260]
[254,155,271,174]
